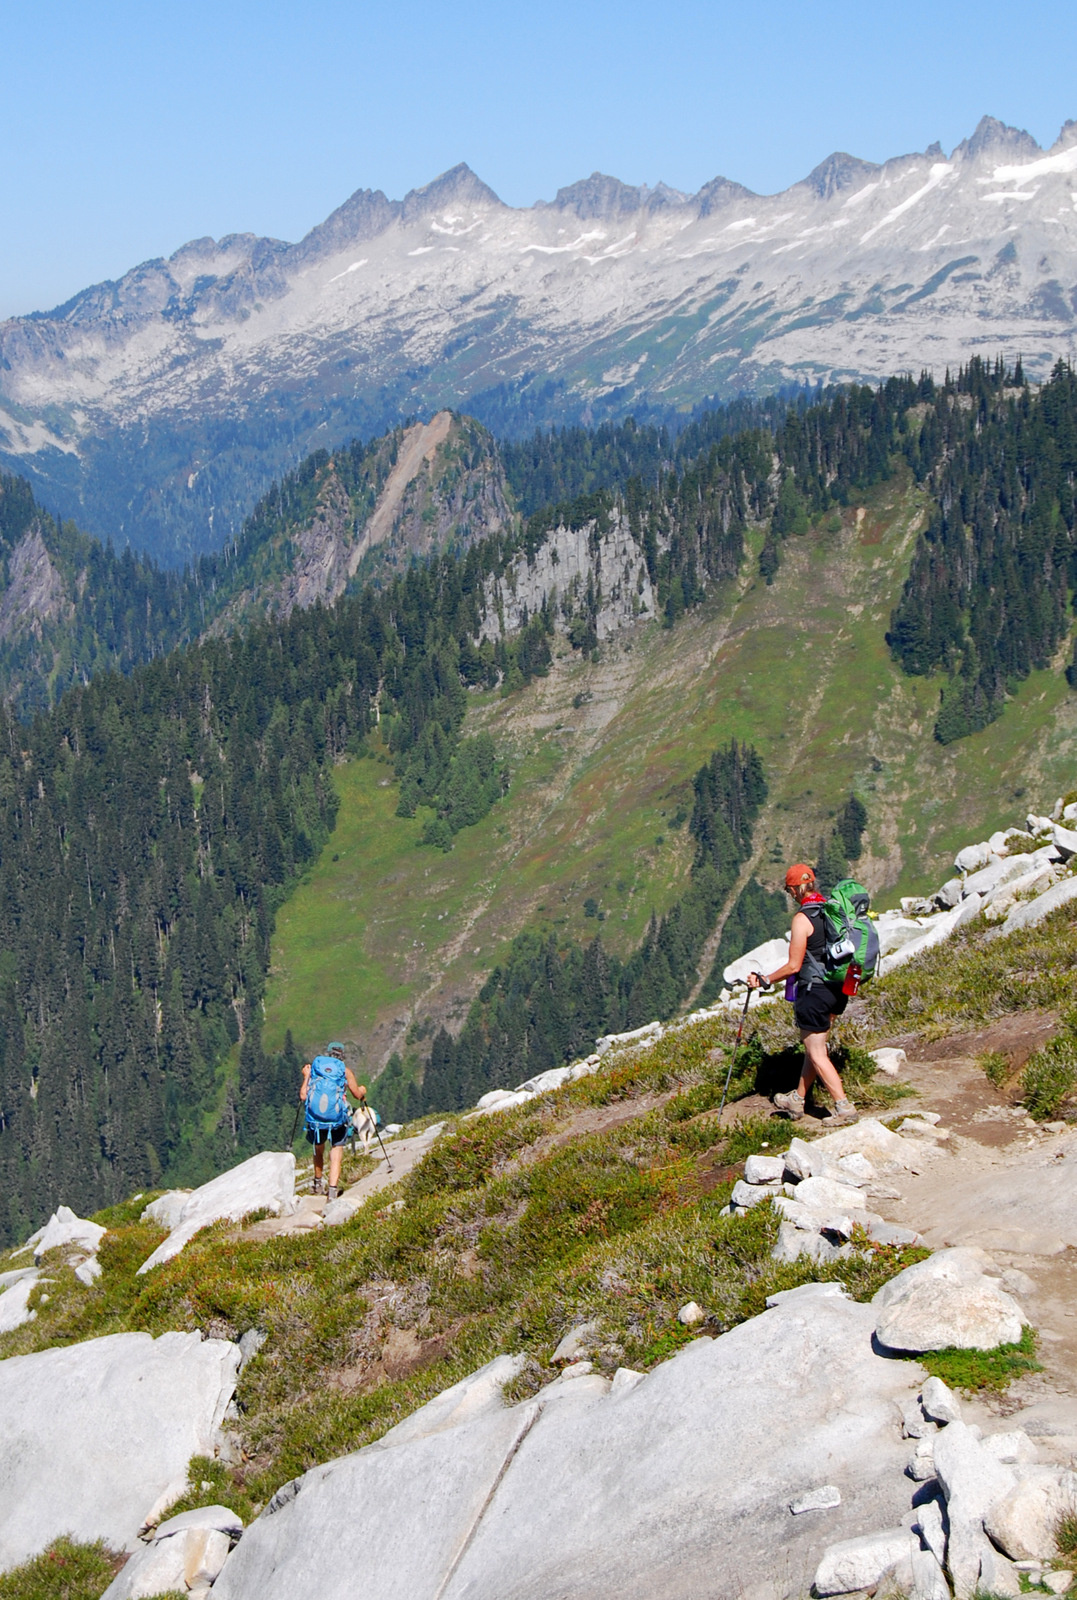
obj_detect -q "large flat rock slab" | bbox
[0,1330,240,1572]
[137,1152,296,1271]
[213,1289,922,1600]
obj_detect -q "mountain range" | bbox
[3,115,1077,563]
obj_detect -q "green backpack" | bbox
[799,879,880,987]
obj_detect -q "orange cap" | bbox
[784,863,815,891]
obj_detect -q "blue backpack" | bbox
[305,1055,349,1132]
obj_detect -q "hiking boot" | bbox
[327,1185,339,1202]
[312,1176,325,1196]
[774,1090,805,1120]
[831,1099,858,1121]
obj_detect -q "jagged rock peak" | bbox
[953,115,1041,162]
[401,163,503,219]
[292,187,399,263]
[542,172,687,219]
[802,151,881,200]
[695,174,757,215]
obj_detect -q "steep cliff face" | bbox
[349,412,512,584]
[0,525,67,643]
[481,514,655,644]
[213,413,512,628]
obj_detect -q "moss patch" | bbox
[916,1325,1042,1394]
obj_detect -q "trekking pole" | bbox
[716,978,765,1122]
[371,1115,394,1173]
[288,1102,301,1151]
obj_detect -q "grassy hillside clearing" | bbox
[263,469,1077,1070]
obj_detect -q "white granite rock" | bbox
[731,1177,782,1209]
[155,1504,244,1539]
[744,1154,785,1185]
[32,1205,106,1262]
[981,1429,1038,1466]
[0,1330,240,1573]
[955,841,995,874]
[140,1190,192,1230]
[960,851,1030,902]
[102,1524,234,1600]
[100,1535,189,1600]
[810,1117,917,1167]
[1044,1572,1076,1595]
[0,1273,39,1333]
[977,1541,1023,1596]
[984,1466,1077,1561]
[790,1484,841,1513]
[772,1222,851,1264]
[516,1066,574,1094]
[722,937,790,988]
[914,1495,948,1565]
[594,1021,663,1057]
[814,1528,919,1595]
[876,1274,1024,1353]
[920,1375,961,1424]
[908,1436,937,1480]
[137,1152,297,1272]
[876,917,931,958]
[74,1256,102,1286]
[792,1175,869,1214]
[869,1047,907,1077]
[884,905,965,969]
[1051,822,1077,858]
[477,1089,534,1115]
[765,1282,848,1310]
[953,892,985,929]
[1002,874,1077,934]
[933,1419,1019,1600]
[676,1302,705,1327]
[908,1545,951,1600]
[551,1321,602,1363]
[214,1294,921,1600]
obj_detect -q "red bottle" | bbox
[842,961,862,997]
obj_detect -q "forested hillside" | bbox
[0,546,549,1246]
[0,475,200,714]
[3,358,1077,1242]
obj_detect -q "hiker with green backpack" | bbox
[299,1042,367,1201]
[747,864,879,1122]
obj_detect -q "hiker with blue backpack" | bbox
[747,863,878,1122]
[300,1042,367,1201]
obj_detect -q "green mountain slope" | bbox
[262,463,1077,1092]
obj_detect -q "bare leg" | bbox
[312,1139,326,1183]
[799,1028,847,1103]
[328,1143,344,1189]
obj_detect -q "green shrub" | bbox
[1057,1510,1077,1557]
[1022,1037,1077,1121]
[917,1325,1041,1393]
[0,1537,120,1600]
[980,1050,1012,1088]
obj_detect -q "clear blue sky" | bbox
[2,0,1075,319]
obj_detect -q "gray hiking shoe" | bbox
[327,1185,339,1202]
[831,1099,858,1121]
[312,1176,325,1196]
[774,1090,805,1120]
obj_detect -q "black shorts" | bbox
[794,980,848,1034]
[306,1123,348,1147]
